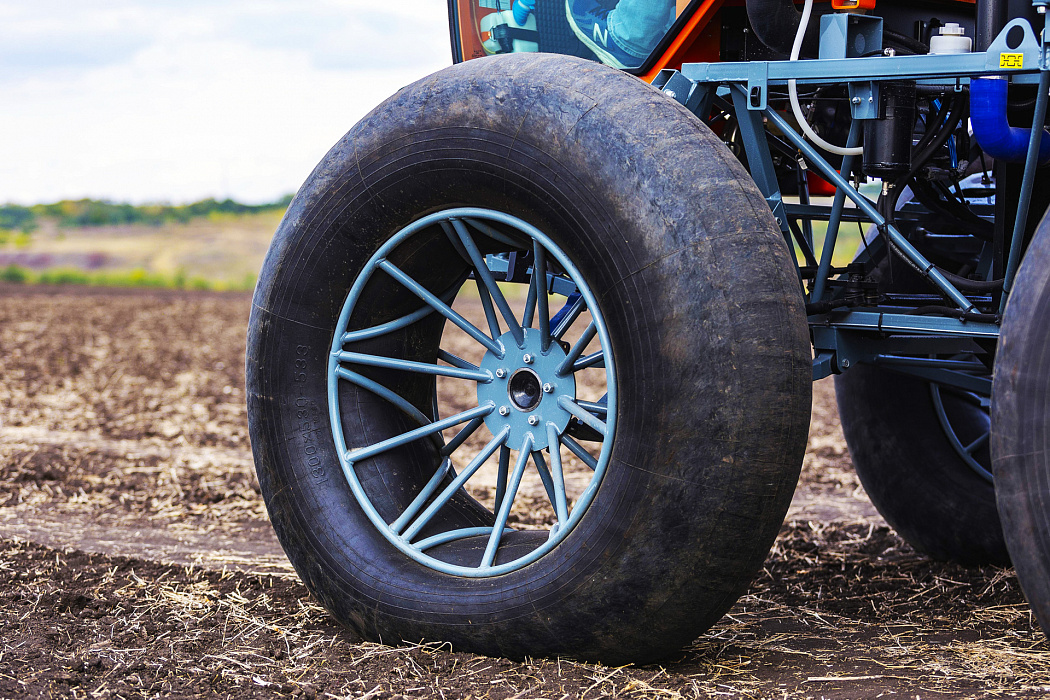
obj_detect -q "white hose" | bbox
[787,0,864,156]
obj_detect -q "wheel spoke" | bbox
[964,431,990,454]
[533,241,551,350]
[546,423,570,523]
[481,434,534,568]
[522,271,538,329]
[414,526,515,552]
[402,426,510,542]
[573,349,605,372]
[450,219,524,347]
[561,434,599,470]
[530,450,558,513]
[389,459,452,535]
[577,398,607,416]
[464,217,528,250]
[494,445,511,511]
[557,322,597,376]
[334,367,438,446]
[440,220,472,264]
[341,281,461,345]
[346,403,494,464]
[557,396,607,436]
[337,351,492,383]
[551,293,585,341]
[437,349,479,372]
[475,276,502,339]
[440,416,486,457]
[377,259,503,356]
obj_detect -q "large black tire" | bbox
[835,366,1008,564]
[834,200,1009,566]
[246,53,811,663]
[993,205,1050,635]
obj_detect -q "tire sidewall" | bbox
[247,54,810,661]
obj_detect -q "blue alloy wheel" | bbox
[246,53,811,664]
[929,379,992,483]
[327,208,616,576]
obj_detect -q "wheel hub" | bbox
[477,328,576,450]
[508,368,543,411]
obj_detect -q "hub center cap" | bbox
[509,369,542,411]
[477,328,576,450]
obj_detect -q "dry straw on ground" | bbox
[0,286,1046,699]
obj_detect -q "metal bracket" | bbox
[811,324,990,381]
[985,18,1042,72]
[653,69,714,115]
[730,87,788,233]
[746,62,768,111]
[847,81,879,119]
[819,14,883,60]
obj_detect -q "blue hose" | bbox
[513,0,535,25]
[970,77,1050,165]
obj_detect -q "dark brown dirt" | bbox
[0,284,1047,699]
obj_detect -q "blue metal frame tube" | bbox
[1001,67,1050,312]
[751,90,976,312]
[810,119,862,303]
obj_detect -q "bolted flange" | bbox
[477,328,576,450]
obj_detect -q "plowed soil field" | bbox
[0,284,1046,699]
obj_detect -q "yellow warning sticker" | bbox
[999,53,1024,69]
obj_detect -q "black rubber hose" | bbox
[876,91,1004,295]
[905,305,1000,322]
[884,29,929,55]
[914,97,952,156]
[745,0,818,57]
[805,299,850,314]
[937,269,1004,291]
[888,90,991,241]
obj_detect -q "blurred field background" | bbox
[1,193,871,293]
[0,197,289,291]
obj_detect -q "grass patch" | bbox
[792,219,868,268]
[0,265,255,292]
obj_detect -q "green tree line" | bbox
[0,194,293,232]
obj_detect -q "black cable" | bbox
[876,89,1004,296]
[905,305,1000,323]
[805,299,850,314]
[885,29,929,55]
[937,269,1004,291]
[913,97,951,156]
[886,90,992,240]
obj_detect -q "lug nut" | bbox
[522,353,533,364]
[495,368,507,378]
[542,383,554,393]
[527,415,540,426]
[499,406,510,416]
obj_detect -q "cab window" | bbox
[450,0,693,71]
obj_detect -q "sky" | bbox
[0,1,452,205]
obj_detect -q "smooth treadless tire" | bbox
[246,53,811,664]
[835,365,1008,564]
[834,216,1008,566]
[993,205,1050,635]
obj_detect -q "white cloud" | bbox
[0,0,452,204]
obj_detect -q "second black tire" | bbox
[834,204,1008,565]
[993,204,1050,634]
[835,364,1008,564]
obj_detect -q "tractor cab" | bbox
[448,0,707,78]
